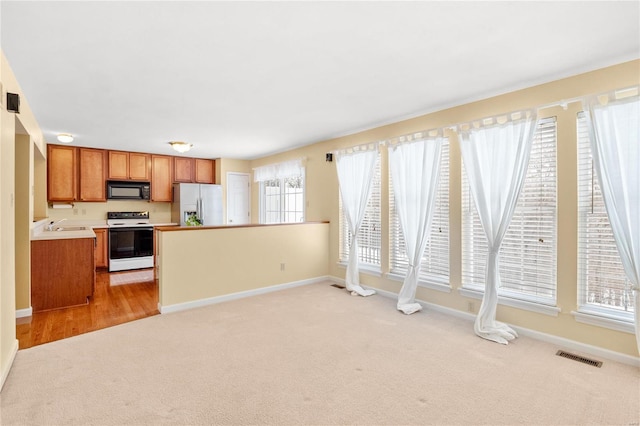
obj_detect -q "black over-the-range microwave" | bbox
[107,181,151,200]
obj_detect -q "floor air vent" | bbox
[330,283,345,289]
[555,350,603,368]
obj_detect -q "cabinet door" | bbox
[174,157,195,183]
[94,228,108,268]
[195,159,215,184]
[151,155,173,202]
[47,144,77,202]
[108,151,129,180]
[129,152,151,181]
[79,148,107,201]
[31,238,95,312]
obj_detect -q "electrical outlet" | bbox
[82,209,87,215]
[280,263,285,271]
[467,302,475,313]
[73,209,78,215]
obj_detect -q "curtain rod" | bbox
[334,85,639,152]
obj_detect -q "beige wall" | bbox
[0,50,46,390]
[157,223,329,308]
[15,134,31,312]
[46,200,172,223]
[249,60,640,357]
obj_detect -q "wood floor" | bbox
[17,269,159,349]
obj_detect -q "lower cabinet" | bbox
[94,228,108,268]
[31,238,95,312]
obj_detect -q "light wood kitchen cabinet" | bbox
[94,228,108,268]
[151,155,173,202]
[129,152,151,180]
[78,148,107,201]
[31,238,95,312]
[195,159,215,183]
[47,144,77,202]
[174,157,215,183]
[108,151,151,181]
[174,157,195,183]
[108,151,129,180]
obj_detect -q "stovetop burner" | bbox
[107,211,151,227]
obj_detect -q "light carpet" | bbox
[1,282,638,425]
[109,269,155,286]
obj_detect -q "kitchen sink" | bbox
[53,226,88,232]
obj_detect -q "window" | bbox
[577,113,633,320]
[259,173,305,224]
[339,154,381,268]
[461,117,557,305]
[389,139,449,287]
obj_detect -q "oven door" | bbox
[109,227,153,270]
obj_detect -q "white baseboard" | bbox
[511,326,640,367]
[158,276,329,314]
[0,339,19,392]
[15,307,32,319]
[327,276,640,367]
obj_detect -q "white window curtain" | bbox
[585,92,640,354]
[254,158,304,182]
[335,146,378,297]
[389,136,443,314]
[458,110,537,344]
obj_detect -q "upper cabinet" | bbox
[173,157,215,184]
[151,155,173,202]
[48,145,108,202]
[48,144,213,202]
[173,157,194,183]
[47,144,78,202]
[195,159,215,184]
[78,148,107,202]
[108,151,150,181]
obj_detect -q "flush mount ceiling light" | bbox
[57,133,74,143]
[169,141,193,153]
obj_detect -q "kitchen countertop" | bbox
[32,227,97,241]
[31,219,178,241]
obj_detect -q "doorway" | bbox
[226,172,250,225]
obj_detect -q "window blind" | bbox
[339,154,381,266]
[389,138,449,285]
[577,113,633,316]
[461,117,557,304]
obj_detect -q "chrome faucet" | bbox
[47,218,67,231]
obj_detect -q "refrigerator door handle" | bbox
[200,198,205,222]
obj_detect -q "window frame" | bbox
[339,153,382,273]
[259,170,305,224]
[460,116,559,314]
[575,112,634,329]
[388,138,451,292]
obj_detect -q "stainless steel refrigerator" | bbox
[171,183,223,226]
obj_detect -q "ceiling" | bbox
[1,1,638,160]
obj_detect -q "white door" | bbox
[226,172,250,225]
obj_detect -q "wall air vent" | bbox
[555,350,603,368]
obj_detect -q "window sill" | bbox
[386,272,452,293]
[572,309,635,334]
[458,287,560,317]
[337,261,382,277]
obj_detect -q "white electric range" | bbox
[107,211,154,272]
